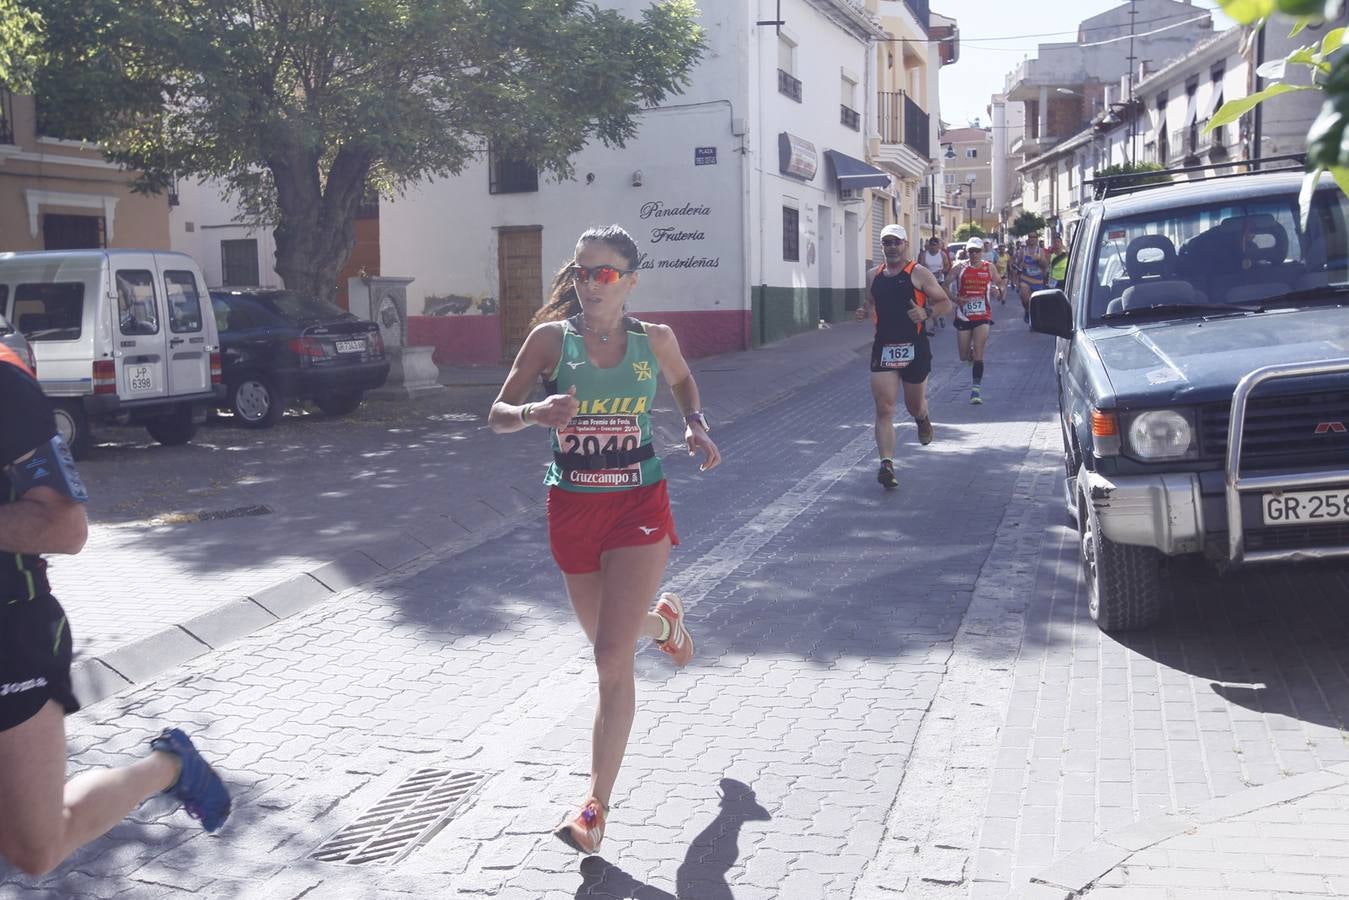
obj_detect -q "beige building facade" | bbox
[867,1,957,254]
[938,125,995,236]
[0,92,168,253]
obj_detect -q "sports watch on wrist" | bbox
[684,410,711,432]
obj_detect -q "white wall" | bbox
[169,178,279,289]
[753,0,876,292]
[383,101,743,317]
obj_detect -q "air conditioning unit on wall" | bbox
[839,187,865,203]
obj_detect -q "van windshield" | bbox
[1086,186,1349,324]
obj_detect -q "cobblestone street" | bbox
[4,322,1349,899]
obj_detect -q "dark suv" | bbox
[1032,170,1349,631]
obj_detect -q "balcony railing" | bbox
[877,91,930,160]
[0,91,13,144]
[778,69,802,103]
[840,105,860,131]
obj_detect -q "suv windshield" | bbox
[1086,186,1349,324]
[260,291,347,323]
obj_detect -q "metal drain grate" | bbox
[311,769,486,865]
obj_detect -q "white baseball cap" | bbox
[880,224,907,241]
[966,237,984,250]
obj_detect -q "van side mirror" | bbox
[1029,289,1072,338]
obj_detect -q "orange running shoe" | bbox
[654,592,693,668]
[555,797,606,855]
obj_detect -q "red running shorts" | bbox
[547,480,680,574]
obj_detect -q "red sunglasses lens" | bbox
[571,265,624,285]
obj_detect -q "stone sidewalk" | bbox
[1028,765,1349,898]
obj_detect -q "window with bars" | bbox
[221,239,260,287]
[488,145,539,194]
[783,206,800,261]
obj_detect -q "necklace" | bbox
[580,314,619,343]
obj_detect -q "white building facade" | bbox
[378,0,892,364]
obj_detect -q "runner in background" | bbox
[918,237,952,332]
[946,237,1005,405]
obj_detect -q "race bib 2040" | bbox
[557,415,645,488]
[879,343,915,369]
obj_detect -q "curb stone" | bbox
[70,324,872,710]
[1028,767,1349,895]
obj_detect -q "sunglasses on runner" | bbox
[881,237,905,247]
[568,264,633,285]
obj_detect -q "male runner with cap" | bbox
[0,345,231,877]
[947,236,1005,405]
[855,224,954,489]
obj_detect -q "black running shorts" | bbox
[0,594,79,731]
[953,318,993,332]
[870,338,932,384]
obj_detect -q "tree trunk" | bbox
[270,142,371,306]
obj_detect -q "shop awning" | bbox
[825,150,891,191]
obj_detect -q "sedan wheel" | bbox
[230,377,285,428]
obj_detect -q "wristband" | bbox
[520,403,534,425]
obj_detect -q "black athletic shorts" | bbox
[0,594,79,732]
[953,318,993,332]
[870,338,932,384]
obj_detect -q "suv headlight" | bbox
[1124,409,1197,460]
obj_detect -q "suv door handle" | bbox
[169,337,185,347]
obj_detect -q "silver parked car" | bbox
[0,311,36,374]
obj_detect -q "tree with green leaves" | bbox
[1092,161,1171,194]
[1206,0,1345,206]
[0,0,44,92]
[954,223,986,241]
[1009,211,1046,238]
[29,0,704,303]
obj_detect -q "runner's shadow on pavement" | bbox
[573,779,770,899]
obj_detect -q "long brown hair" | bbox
[530,225,641,327]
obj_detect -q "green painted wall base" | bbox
[751,286,864,348]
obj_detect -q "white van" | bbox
[0,249,225,457]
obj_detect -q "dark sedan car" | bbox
[209,289,390,428]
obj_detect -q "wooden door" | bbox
[497,227,543,364]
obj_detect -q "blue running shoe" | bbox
[149,728,231,832]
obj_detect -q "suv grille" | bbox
[1199,389,1349,466]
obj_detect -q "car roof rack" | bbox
[1084,153,1308,200]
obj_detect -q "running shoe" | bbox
[877,460,898,490]
[1023,310,1031,324]
[149,728,231,832]
[971,386,983,405]
[555,797,606,855]
[654,592,693,667]
[916,417,934,445]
